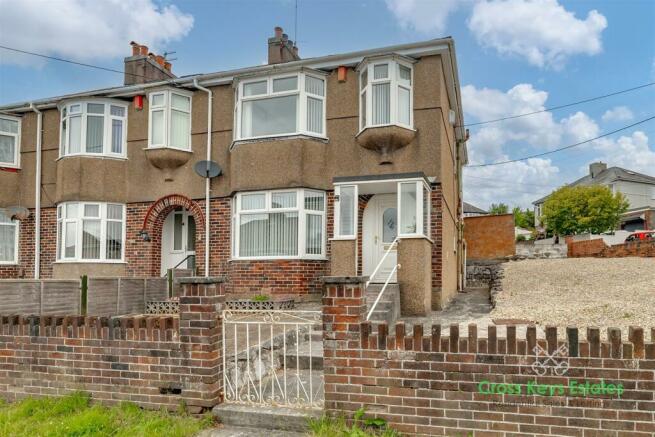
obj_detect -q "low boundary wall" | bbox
[568,239,655,258]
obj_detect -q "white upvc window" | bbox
[233,189,326,259]
[59,100,127,158]
[0,116,20,168]
[0,211,18,264]
[333,185,358,240]
[148,89,192,150]
[235,71,327,141]
[398,180,431,238]
[56,202,126,262]
[359,57,413,131]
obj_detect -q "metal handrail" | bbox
[366,263,400,321]
[162,254,196,277]
[365,236,399,288]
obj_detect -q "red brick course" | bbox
[568,238,655,258]
[322,277,655,437]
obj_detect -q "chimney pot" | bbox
[130,41,140,56]
[164,61,172,72]
[282,33,288,42]
[139,45,148,56]
[155,55,165,66]
[274,26,283,38]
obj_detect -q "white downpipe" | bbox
[29,103,42,279]
[193,79,212,277]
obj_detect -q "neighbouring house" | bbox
[0,28,467,315]
[533,162,655,231]
[463,201,488,217]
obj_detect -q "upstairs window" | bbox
[56,202,125,262]
[0,116,20,168]
[235,72,326,141]
[359,57,413,131]
[59,100,127,158]
[148,90,192,151]
[0,211,18,264]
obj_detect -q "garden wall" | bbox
[515,241,567,259]
[568,239,655,258]
[322,277,655,437]
[464,214,515,260]
[0,277,224,412]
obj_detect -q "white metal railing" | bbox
[222,309,323,409]
[366,263,400,321]
[365,236,399,288]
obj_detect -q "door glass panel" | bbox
[187,216,196,251]
[382,207,397,243]
[173,214,183,251]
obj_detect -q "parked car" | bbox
[625,231,655,242]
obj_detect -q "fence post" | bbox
[167,268,173,298]
[80,275,88,316]
[39,281,44,315]
[116,278,121,315]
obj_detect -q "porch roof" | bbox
[333,172,432,195]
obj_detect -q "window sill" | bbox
[0,165,20,172]
[330,237,356,241]
[56,154,127,161]
[0,262,18,266]
[356,124,416,138]
[231,133,328,150]
[144,146,193,153]
[398,234,433,244]
[54,260,127,264]
[229,257,328,262]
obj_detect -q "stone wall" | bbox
[464,214,515,260]
[568,239,655,258]
[515,241,568,259]
[465,260,503,307]
[322,277,655,437]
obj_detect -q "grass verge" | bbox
[0,392,213,437]
[308,409,399,437]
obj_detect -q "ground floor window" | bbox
[0,211,18,264]
[233,189,325,259]
[56,202,125,262]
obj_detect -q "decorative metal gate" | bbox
[222,309,323,409]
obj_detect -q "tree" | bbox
[488,203,509,215]
[541,185,628,236]
[513,207,535,229]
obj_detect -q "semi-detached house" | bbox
[0,28,468,315]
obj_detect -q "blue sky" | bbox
[1,0,654,209]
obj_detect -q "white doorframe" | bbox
[161,209,196,275]
[362,194,398,283]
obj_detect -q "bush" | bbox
[516,234,527,242]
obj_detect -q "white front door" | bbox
[161,209,196,275]
[363,194,398,283]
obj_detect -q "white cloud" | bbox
[601,106,634,123]
[385,0,462,34]
[468,0,607,69]
[0,0,193,66]
[591,131,655,175]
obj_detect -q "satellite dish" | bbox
[194,160,222,178]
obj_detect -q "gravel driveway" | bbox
[493,258,655,339]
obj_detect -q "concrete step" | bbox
[365,283,400,326]
[213,401,321,433]
[283,340,323,370]
[199,426,307,437]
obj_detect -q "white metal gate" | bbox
[222,309,323,409]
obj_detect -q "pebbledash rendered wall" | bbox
[0,277,224,412]
[322,277,655,437]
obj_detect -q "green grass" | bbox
[0,392,214,437]
[308,410,399,437]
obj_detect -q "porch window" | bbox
[59,100,127,158]
[334,185,357,239]
[0,211,18,264]
[359,57,413,131]
[0,116,20,168]
[235,71,326,140]
[148,90,192,150]
[398,181,430,238]
[233,189,325,259]
[56,202,125,262]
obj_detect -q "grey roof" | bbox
[463,202,488,214]
[533,166,655,205]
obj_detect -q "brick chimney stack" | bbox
[268,26,301,64]
[124,42,176,86]
[589,161,607,178]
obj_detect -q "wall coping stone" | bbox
[177,276,226,284]
[321,276,368,284]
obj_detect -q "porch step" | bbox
[212,403,321,433]
[365,283,400,325]
[284,340,323,370]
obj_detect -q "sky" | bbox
[0,0,654,210]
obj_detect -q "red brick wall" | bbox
[568,239,655,258]
[322,278,655,436]
[464,214,515,260]
[430,184,443,291]
[0,278,225,412]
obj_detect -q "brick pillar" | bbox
[178,276,226,411]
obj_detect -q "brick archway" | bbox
[141,194,206,276]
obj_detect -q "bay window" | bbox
[0,116,20,168]
[0,211,18,264]
[148,90,192,150]
[56,202,125,262]
[359,57,413,131]
[398,181,430,238]
[334,185,357,239]
[235,71,326,140]
[59,100,127,158]
[233,189,326,259]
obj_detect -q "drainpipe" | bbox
[29,103,42,279]
[193,79,212,277]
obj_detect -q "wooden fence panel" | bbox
[41,281,80,315]
[145,278,168,302]
[87,278,119,316]
[118,279,146,315]
[0,281,40,314]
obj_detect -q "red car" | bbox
[625,231,655,242]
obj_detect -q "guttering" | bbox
[29,103,42,279]
[193,79,212,278]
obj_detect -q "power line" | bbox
[467,115,655,167]
[460,81,655,127]
[465,181,550,196]
[465,174,559,189]
[0,44,158,81]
